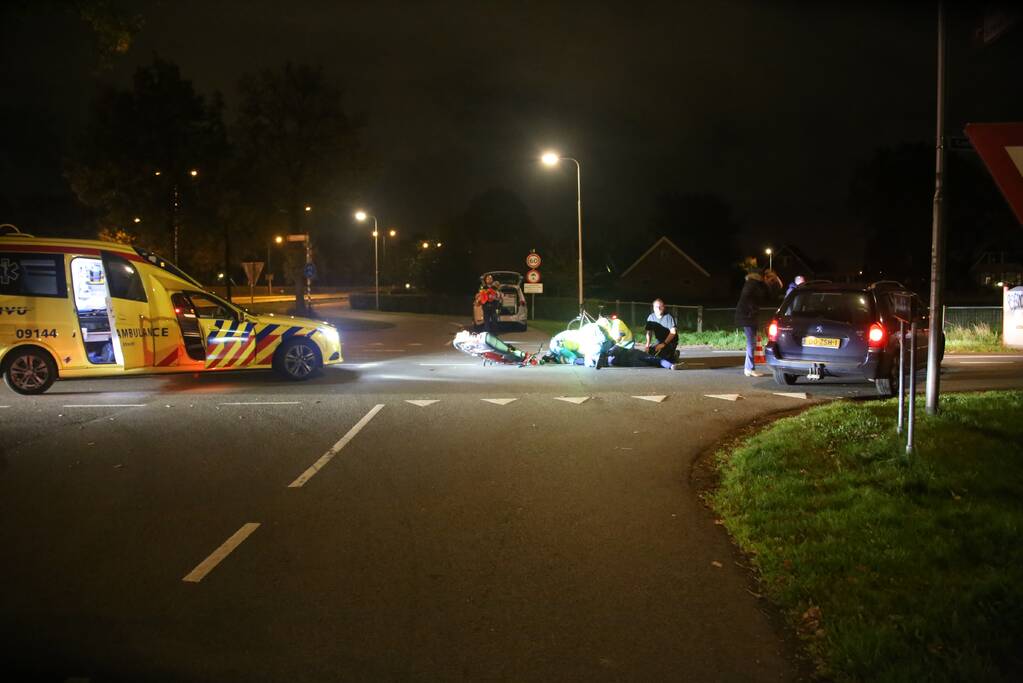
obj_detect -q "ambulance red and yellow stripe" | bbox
[203,320,318,369]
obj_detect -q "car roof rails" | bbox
[869,280,905,289]
[0,223,31,237]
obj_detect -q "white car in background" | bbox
[481,271,527,331]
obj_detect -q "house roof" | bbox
[620,236,711,279]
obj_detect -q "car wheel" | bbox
[874,360,897,397]
[3,347,57,395]
[772,368,797,386]
[273,338,322,381]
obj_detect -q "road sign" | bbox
[891,292,915,323]
[523,283,543,294]
[525,269,541,284]
[303,262,317,280]
[287,233,309,242]
[525,252,542,269]
[241,261,264,286]
[1005,286,1023,348]
[965,122,1023,223]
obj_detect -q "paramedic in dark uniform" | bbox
[644,298,678,360]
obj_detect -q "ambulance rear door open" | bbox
[69,252,152,370]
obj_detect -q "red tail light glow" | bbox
[768,319,778,342]
[868,323,886,347]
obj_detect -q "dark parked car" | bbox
[765,281,943,395]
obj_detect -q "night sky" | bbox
[2,1,1020,269]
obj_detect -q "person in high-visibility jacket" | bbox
[474,274,502,334]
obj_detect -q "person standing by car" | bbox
[785,274,805,298]
[475,274,502,334]
[643,298,678,360]
[736,268,782,377]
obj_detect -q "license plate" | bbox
[802,336,840,349]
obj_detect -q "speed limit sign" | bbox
[526,269,541,284]
[525,252,542,269]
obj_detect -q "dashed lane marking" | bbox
[419,363,475,366]
[633,395,667,403]
[62,404,146,408]
[481,398,517,405]
[407,342,423,346]
[705,394,742,401]
[406,399,440,407]
[182,522,260,583]
[773,392,809,400]
[219,401,302,406]
[288,404,385,488]
[554,396,590,405]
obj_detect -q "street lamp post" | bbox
[267,235,283,294]
[383,229,397,287]
[355,211,379,310]
[765,247,773,270]
[541,152,584,313]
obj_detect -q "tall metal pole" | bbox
[897,319,905,434]
[567,158,583,314]
[172,182,180,264]
[373,217,380,311]
[926,0,947,415]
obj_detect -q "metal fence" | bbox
[529,296,777,332]
[942,306,1002,330]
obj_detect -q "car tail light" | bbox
[768,319,778,342]
[868,322,886,347]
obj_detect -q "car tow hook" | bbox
[807,363,824,381]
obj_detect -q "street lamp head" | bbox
[355,210,367,222]
[422,241,429,249]
[436,242,442,247]
[304,205,311,212]
[541,151,560,166]
[388,229,397,237]
[274,235,284,244]
[372,230,378,238]
[189,169,199,177]
[764,247,772,255]
[133,217,141,223]
[154,170,162,177]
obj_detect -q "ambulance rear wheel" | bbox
[274,338,322,381]
[3,347,57,395]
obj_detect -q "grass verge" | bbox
[944,323,1014,354]
[709,391,1023,682]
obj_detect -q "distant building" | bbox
[972,249,1023,288]
[618,236,715,302]
[770,244,816,283]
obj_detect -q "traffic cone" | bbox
[754,334,766,365]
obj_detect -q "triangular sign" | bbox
[705,394,742,402]
[773,392,808,400]
[405,399,439,407]
[632,395,666,403]
[481,398,517,405]
[965,123,1023,224]
[554,396,590,405]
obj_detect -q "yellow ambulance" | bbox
[0,228,342,394]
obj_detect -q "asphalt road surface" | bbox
[3,304,1022,682]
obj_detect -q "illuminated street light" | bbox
[274,235,284,244]
[388,229,396,237]
[189,169,199,177]
[133,217,141,223]
[436,242,442,248]
[764,247,773,270]
[541,150,584,313]
[304,205,312,212]
[354,210,380,310]
[154,170,162,177]
[422,241,429,249]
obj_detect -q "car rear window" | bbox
[783,291,873,326]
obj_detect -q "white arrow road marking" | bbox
[555,396,590,404]
[406,399,440,407]
[772,392,809,400]
[182,522,260,583]
[288,404,385,488]
[705,394,742,401]
[633,395,667,403]
[481,398,517,405]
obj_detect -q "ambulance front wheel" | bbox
[3,346,58,395]
[273,338,322,381]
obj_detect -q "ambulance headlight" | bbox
[319,326,340,346]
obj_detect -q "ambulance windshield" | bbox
[133,247,203,288]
